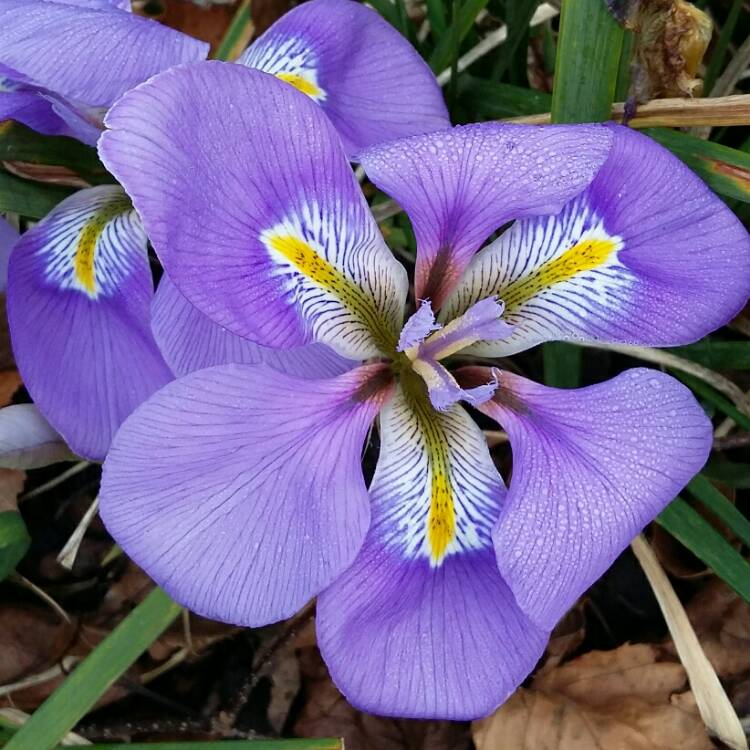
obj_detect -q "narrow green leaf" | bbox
[0,511,30,582]
[657,497,750,604]
[687,474,750,549]
[429,0,489,73]
[0,170,73,219]
[0,122,110,185]
[550,0,624,123]
[704,459,750,489]
[424,0,448,39]
[212,0,252,62]
[543,341,582,388]
[703,0,744,94]
[668,339,750,370]
[457,76,550,118]
[494,0,539,82]
[614,29,635,101]
[4,588,181,750]
[646,127,750,204]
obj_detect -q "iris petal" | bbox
[0,404,74,469]
[7,186,172,460]
[458,366,712,630]
[444,125,750,355]
[100,63,407,359]
[99,364,392,626]
[318,384,547,719]
[358,123,613,308]
[152,274,356,378]
[237,0,449,155]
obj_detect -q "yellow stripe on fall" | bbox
[73,201,129,296]
[502,237,619,311]
[275,72,325,101]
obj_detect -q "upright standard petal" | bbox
[0,404,74,469]
[100,63,408,359]
[444,126,750,356]
[100,364,393,626]
[0,216,19,292]
[317,381,548,719]
[460,367,711,630]
[0,1,207,104]
[7,186,172,460]
[358,123,613,308]
[152,274,355,378]
[237,0,449,155]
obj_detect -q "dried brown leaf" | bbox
[473,644,712,750]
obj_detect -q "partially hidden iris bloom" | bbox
[2,0,448,461]
[93,63,750,719]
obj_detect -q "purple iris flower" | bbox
[89,63,749,719]
[2,0,448,461]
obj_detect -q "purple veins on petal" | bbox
[443,124,750,356]
[151,274,356,378]
[457,366,712,630]
[99,63,407,359]
[99,363,394,627]
[357,122,613,308]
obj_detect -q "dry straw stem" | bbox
[631,535,747,750]
[506,93,750,128]
[57,496,100,571]
[580,342,750,418]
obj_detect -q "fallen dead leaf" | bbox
[541,603,586,672]
[670,580,750,679]
[473,644,712,750]
[0,469,25,512]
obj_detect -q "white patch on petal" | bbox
[40,185,144,300]
[238,35,326,102]
[372,386,502,566]
[443,195,630,356]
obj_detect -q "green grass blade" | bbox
[494,0,539,82]
[657,497,750,604]
[646,127,750,203]
[543,342,582,388]
[457,77,551,118]
[428,0,488,73]
[4,588,182,750]
[212,0,253,61]
[687,474,750,549]
[703,0,744,94]
[0,511,30,582]
[550,0,624,123]
[0,123,110,185]
[668,339,750,369]
[424,0,448,39]
[704,460,750,489]
[0,170,73,219]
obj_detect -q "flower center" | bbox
[393,297,513,412]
